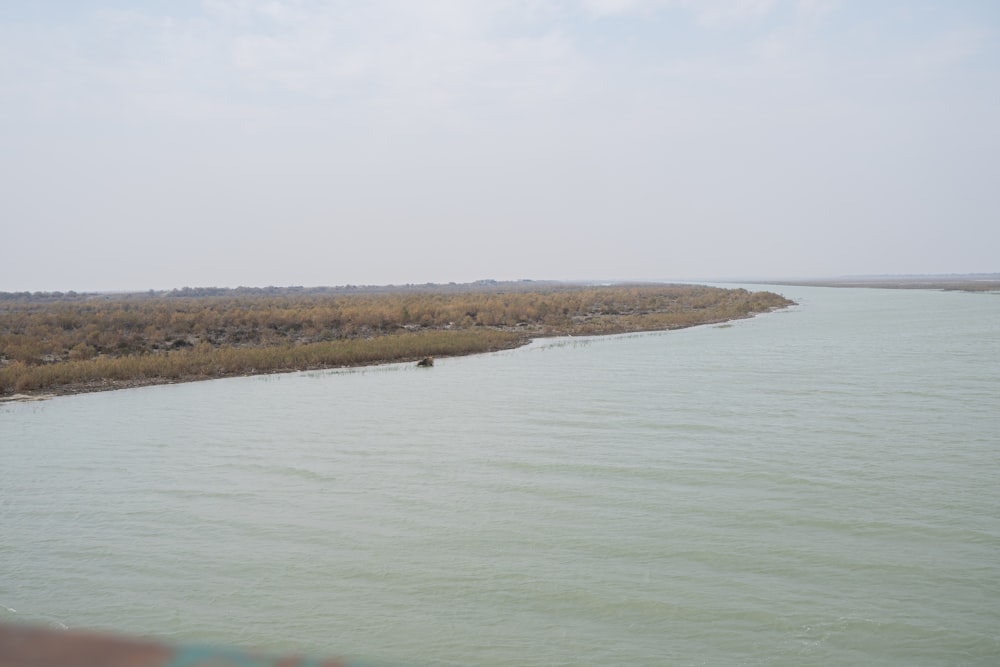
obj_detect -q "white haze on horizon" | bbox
[1,1,998,292]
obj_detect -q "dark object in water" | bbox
[416,356,434,367]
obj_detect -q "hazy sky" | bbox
[2,1,998,291]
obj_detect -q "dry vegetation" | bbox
[0,283,793,396]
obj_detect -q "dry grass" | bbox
[0,283,793,395]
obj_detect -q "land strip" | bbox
[765,275,1000,292]
[0,282,793,398]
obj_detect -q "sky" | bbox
[2,0,998,292]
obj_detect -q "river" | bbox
[2,285,998,665]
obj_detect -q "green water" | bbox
[2,285,999,665]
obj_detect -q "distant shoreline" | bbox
[762,276,1000,292]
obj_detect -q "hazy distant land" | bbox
[763,274,1000,292]
[0,282,792,399]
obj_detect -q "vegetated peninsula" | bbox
[0,281,793,399]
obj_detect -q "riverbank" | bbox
[1,283,793,399]
[766,275,1000,292]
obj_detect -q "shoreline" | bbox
[0,310,783,403]
[765,278,1000,292]
[0,338,529,402]
[1,284,794,402]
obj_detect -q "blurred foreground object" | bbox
[0,622,350,667]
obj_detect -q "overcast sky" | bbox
[2,1,998,291]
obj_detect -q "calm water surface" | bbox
[2,285,999,665]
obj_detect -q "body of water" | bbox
[2,285,999,665]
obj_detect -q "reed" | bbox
[0,329,524,394]
[0,284,793,395]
